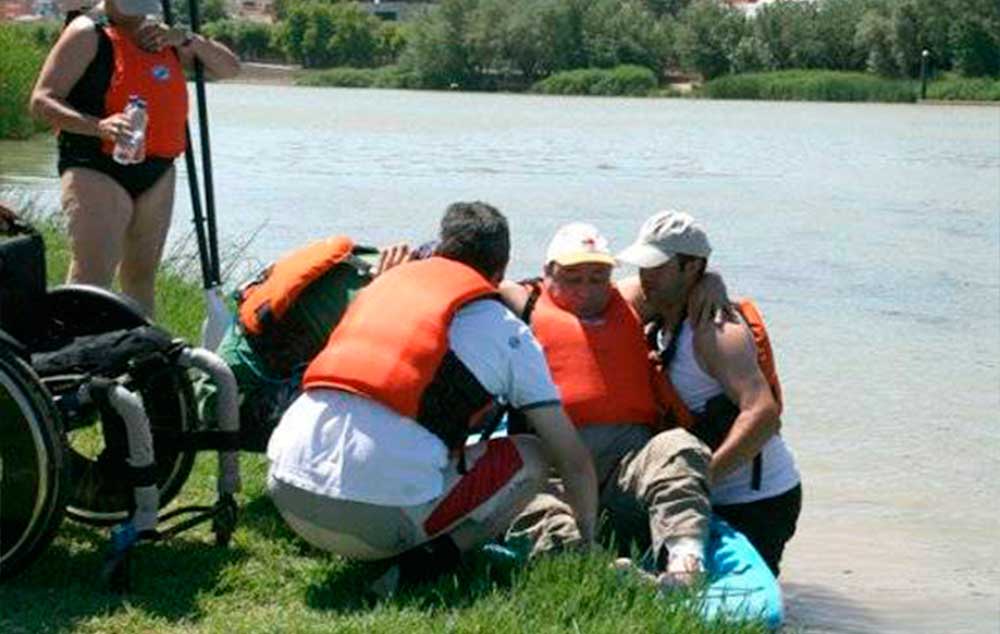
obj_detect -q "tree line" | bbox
[196,0,997,88]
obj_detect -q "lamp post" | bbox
[919,49,930,100]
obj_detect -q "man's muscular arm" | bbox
[694,318,780,483]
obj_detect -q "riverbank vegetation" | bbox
[284,0,998,99]
[2,0,998,139]
[700,69,920,102]
[0,213,770,634]
[0,23,54,139]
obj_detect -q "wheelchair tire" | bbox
[36,285,197,526]
[0,342,68,580]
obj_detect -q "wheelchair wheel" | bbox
[0,342,68,580]
[37,285,197,526]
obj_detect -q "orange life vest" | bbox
[235,235,373,375]
[529,284,660,427]
[655,298,783,430]
[101,26,188,159]
[303,257,498,449]
[237,236,356,337]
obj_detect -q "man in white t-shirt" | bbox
[617,210,802,576]
[266,202,598,594]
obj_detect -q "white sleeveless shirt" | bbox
[662,322,800,505]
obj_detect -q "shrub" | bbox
[925,75,1000,100]
[700,69,918,102]
[531,64,658,96]
[0,23,50,139]
[295,65,422,89]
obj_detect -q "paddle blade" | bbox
[200,286,231,350]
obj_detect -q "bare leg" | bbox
[119,165,175,316]
[62,168,132,289]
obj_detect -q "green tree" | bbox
[950,14,1000,77]
[675,0,746,79]
[890,0,924,77]
[326,3,383,67]
[815,0,874,71]
[751,0,824,70]
[583,0,670,74]
[855,8,898,76]
[176,0,229,25]
[642,0,693,18]
[399,0,480,88]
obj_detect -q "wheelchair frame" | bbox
[1,225,242,588]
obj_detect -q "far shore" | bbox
[221,65,998,107]
[221,61,301,86]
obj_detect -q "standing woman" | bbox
[30,0,239,316]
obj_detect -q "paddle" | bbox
[162,0,230,349]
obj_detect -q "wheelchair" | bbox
[0,218,241,586]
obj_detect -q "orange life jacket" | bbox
[303,257,499,450]
[528,283,660,428]
[238,236,356,337]
[235,235,375,375]
[101,26,188,159]
[655,298,783,430]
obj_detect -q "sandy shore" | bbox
[223,62,300,86]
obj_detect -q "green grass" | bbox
[295,65,423,90]
[925,75,1000,101]
[0,22,53,139]
[531,65,659,97]
[1,218,769,634]
[699,69,920,103]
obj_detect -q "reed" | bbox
[531,65,659,97]
[296,65,421,89]
[925,75,1000,101]
[0,23,52,139]
[700,70,919,103]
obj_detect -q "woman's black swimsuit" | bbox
[58,20,175,199]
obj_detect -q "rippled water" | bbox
[2,84,998,633]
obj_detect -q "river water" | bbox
[2,84,998,633]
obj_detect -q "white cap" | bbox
[545,222,616,267]
[617,210,711,268]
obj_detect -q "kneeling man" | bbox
[266,202,597,592]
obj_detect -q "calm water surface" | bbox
[2,85,998,633]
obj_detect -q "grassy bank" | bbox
[699,69,1000,103]
[295,65,421,90]
[0,22,54,139]
[531,66,660,97]
[924,75,1000,101]
[2,218,767,634]
[699,70,919,103]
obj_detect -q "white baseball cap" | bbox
[545,222,616,267]
[617,210,711,268]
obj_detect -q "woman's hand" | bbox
[97,113,133,143]
[135,21,187,52]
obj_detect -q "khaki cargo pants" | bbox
[506,425,711,561]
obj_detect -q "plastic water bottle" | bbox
[112,95,147,165]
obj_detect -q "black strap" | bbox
[655,310,687,368]
[751,454,763,490]
[519,278,543,324]
[657,313,765,492]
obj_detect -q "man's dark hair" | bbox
[676,253,707,278]
[436,201,510,279]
